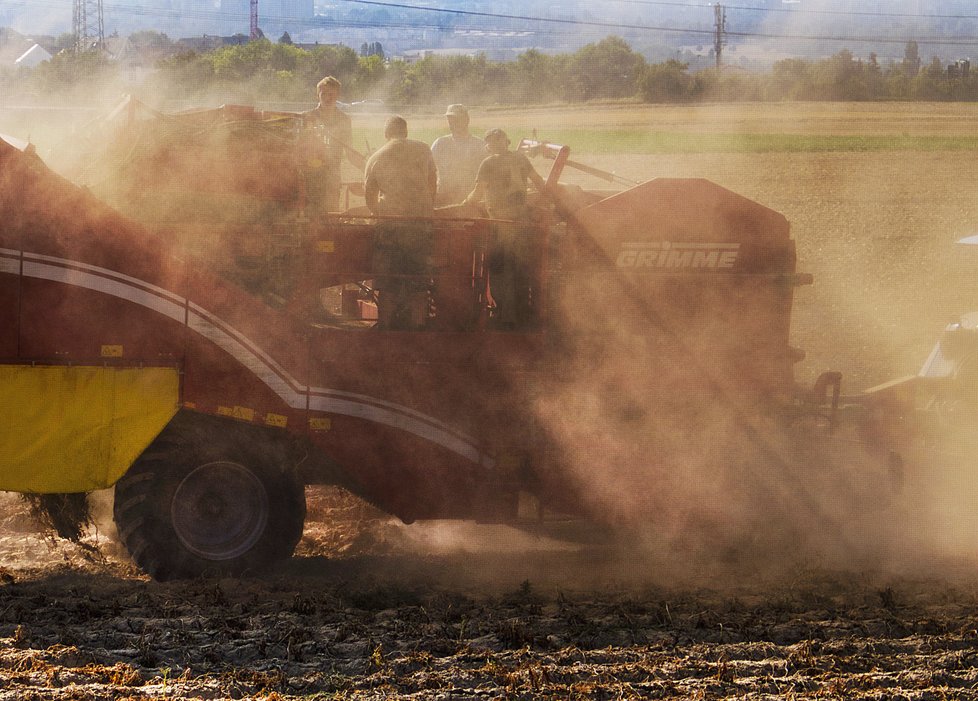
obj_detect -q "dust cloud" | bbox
[5,91,978,591]
[518,142,978,588]
[524,274,901,585]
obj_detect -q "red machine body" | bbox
[0,106,811,577]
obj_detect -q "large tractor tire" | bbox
[113,414,306,580]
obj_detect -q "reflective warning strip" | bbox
[265,413,288,428]
[10,251,491,466]
[23,257,185,323]
[307,393,485,464]
[187,304,489,466]
[217,405,256,422]
[310,385,473,442]
[187,302,307,401]
[0,248,20,274]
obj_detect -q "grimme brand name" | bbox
[616,241,740,269]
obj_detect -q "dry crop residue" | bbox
[1,490,977,700]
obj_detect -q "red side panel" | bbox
[0,251,19,362]
[571,178,799,405]
[0,144,25,362]
[3,140,189,366]
[576,178,792,254]
[303,328,545,521]
[180,268,309,431]
[18,274,186,365]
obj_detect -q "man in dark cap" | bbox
[463,128,548,328]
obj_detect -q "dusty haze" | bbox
[5,98,978,700]
[6,99,978,586]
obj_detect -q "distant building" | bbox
[0,27,35,67]
[175,35,247,53]
[948,59,971,78]
[399,47,521,63]
[14,44,52,69]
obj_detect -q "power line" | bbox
[1,0,977,47]
[601,0,978,21]
[336,0,978,26]
[0,0,612,38]
[722,2,978,21]
[336,0,717,35]
[332,0,978,45]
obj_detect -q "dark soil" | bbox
[1,488,977,700]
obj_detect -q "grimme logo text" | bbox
[616,242,740,269]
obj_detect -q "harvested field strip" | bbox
[542,131,978,154]
[356,127,978,155]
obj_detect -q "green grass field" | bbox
[397,129,978,154]
[351,101,978,155]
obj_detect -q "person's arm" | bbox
[514,153,543,192]
[345,145,367,171]
[522,155,569,217]
[364,169,380,214]
[461,180,488,210]
[462,158,489,206]
[336,116,367,170]
[427,151,438,202]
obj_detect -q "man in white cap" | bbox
[430,104,485,206]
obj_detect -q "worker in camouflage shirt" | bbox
[463,128,548,329]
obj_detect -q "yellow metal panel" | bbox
[0,366,179,493]
[309,417,331,432]
[264,413,288,428]
[217,405,255,422]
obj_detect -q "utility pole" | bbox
[713,3,726,73]
[72,0,104,53]
[250,0,259,40]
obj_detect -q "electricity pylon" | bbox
[73,0,105,52]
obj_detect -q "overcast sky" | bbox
[0,0,975,61]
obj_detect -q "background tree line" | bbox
[4,34,977,107]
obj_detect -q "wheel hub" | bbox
[171,461,270,561]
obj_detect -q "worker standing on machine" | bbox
[463,128,548,329]
[430,104,485,206]
[364,115,438,330]
[302,76,363,214]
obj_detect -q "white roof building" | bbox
[14,44,52,69]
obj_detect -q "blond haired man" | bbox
[302,76,358,213]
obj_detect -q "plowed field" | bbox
[4,488,978,700]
